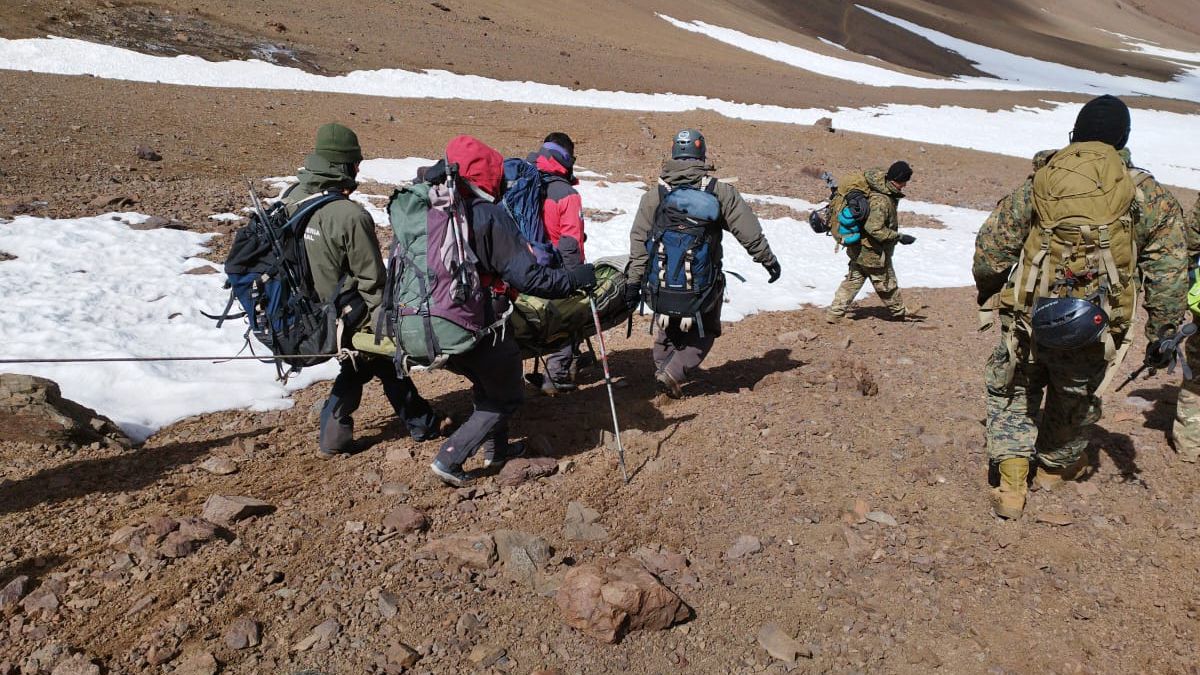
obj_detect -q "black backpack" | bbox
[209,186,348,380]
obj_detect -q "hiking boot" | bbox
[318,446,350,460]
[990,457,1029,520]
[540,378,577,397]
[655,370,683,399]
[412,413,453,442]
[1032,457,1088,492]
[430,459,471,487]
[482,440,528,469]
[824,312,844,325]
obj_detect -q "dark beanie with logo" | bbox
[314,122,364,164]
[1071,95,1130,150]
[886,161,913,183]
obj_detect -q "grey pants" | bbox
[545,342,577,384]
[652,298,722,384]
[434,331,525,468]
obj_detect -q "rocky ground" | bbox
[3,1,1200,673]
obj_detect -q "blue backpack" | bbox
[500,158,561,267]
[643,179,722,330]
[210,188,348,379]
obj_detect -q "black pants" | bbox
[319,354,438,453]
[434,331,525,468]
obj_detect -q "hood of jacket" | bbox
[659,158,714,187]
[447,135,504,198]
[864,168,903,198]
[296,152,357,194]
[532,150,578,186]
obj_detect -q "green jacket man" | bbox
[825,162,917,323]
[974,95,1187,519]
[287,123,443,457]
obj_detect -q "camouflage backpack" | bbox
[998,141,1141,360]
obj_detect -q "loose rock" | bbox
[420,533,497,570]
[224,616,261,650]
[198,456,238,475]
[563,501,608,541]
[496,457,558,487]
[556,557,689,643]
[757,623,812,662]
[201,495,275,526]
[724,535,762,560]
[383,505,428,533]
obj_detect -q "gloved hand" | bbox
[567,263,597,291]
[1145,334,1175,369]
[898,234,917,245]
[763,260,782,283]
[623,282,642,309]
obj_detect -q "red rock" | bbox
[556,557,689,643]
[496,457,558,487]
[420,533,496,570]
[382,505,428,533]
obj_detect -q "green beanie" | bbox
[314,122,363,164]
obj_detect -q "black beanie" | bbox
[886,160,913,183]
[1071,95,1130,149]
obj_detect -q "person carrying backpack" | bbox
[974,95,1188,519]
[626,129,781,399]
[530,132,587,394]
[824,161,918,324]
[428,135,596,487]
[290,123,445,458]
[1172,195,1200,463]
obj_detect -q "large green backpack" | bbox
[995,142,1141,391]
[374,180,497,371]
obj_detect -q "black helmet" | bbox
[672,129,706,160]
[809,208,830,234]
[1031,297,1108,349]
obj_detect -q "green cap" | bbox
[314,122,363,164]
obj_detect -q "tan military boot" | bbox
[991,457,1029,520]
[1032,457,1087,492]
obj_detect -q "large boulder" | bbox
[556,557,689,643]
[0,374,130,446]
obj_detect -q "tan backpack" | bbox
[995,141,1142,378]
[828,172,871,245]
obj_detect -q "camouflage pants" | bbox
[1172,335,1200,462]
[827,259,906,317]
[984,332,1106,468]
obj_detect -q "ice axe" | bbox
[589,294,629,483]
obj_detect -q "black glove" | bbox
[623,282,642,309]
[763,260,782,284]
[567,263,596,291]
[1145,336,1174,370]
[898,234,916,245]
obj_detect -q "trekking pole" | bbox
[588,296,629,484]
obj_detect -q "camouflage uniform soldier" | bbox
[974,95,1188,519]
[826,161,917,323]
[1172,195,1200,462]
